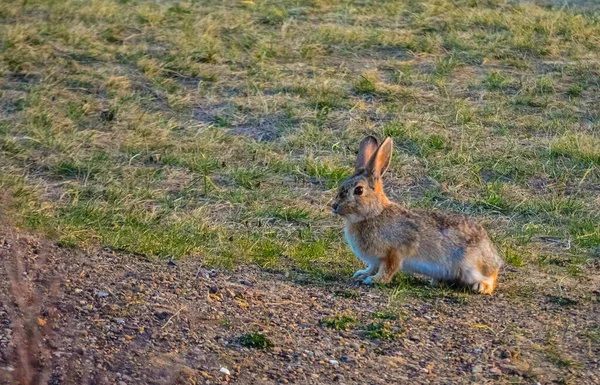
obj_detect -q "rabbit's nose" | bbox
[331,202,339,213]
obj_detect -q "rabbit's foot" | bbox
[471,280,494,295]
[353,268,375,281]
[363,275,377,284]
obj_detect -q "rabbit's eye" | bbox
[354,186,364,196]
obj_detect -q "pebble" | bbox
[517,362,530,372]
[329,360,339,365]
[115,318,125,325]
[96,291,109,298]
[473,348,482,354]
[490,367,502,375]
[167,260,177,267]
[305,350,313,356]
[472,365,482,374]
[220,367,231,375]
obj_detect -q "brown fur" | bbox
[332,136,502,294]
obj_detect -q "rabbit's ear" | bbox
[366,137,393,178]
[356,136,379,173]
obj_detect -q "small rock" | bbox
[220,367,230,376]
[154,311,172,320]
[472,365,482,374]
[168,260,177,267]
[305,350,313,356]
[96,291,109,298]
[517,362,530,372]
[473,348,482,354]
[329,360,339,365]
[490,367,502,375]
[115,318,125,325]
[340,356,352,363]
[74,288,83,294]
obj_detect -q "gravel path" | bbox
[1,233,599,384]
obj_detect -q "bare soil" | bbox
[1,232,599,385]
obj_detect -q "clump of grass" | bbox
[546,350,579,368]
[550,134,600,166]
[567,83,584,97]
[240,331,274,349]
[582,326,600,344]
[354,74,378,95]
[535,76,554,94]
[320,314,356,330]
[258,206,310,222]
[479,182,511,212]
[504,246,524,267]
[363,322,397,340]
[434,54,460,79]
[485,71,506,90]
[547,295,578,307]
[372,311,398,320]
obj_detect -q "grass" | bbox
[0,0,599,304]
[320,314,356,330]
[363,322,397,341]
[240,331,274,349]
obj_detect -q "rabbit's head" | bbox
[331,136,393,222]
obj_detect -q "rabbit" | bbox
[331,136,502,294]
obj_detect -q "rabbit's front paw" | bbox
[363,275,377,284]
[352,269,371,280]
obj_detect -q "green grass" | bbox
[363,321,398,340]
[320,314,356,330]
[240,332,274,349]
[0,0,599,286]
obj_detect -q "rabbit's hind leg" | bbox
[466,270,497,295]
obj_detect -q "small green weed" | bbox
[485,71,506,90]
[363,322,397,340]
[372,311,398,320]
[504,246,524,267]
[321,314,356,330]
[355,75,377,95]
[240,332,274,349]
[567,83,584,97]
[582,326,600,344]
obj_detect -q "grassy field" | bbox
[1,0,599,281]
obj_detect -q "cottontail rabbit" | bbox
[331,136,501,294]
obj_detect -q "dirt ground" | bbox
[1,231,599,385]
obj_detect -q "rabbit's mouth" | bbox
[331,202,342,215]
